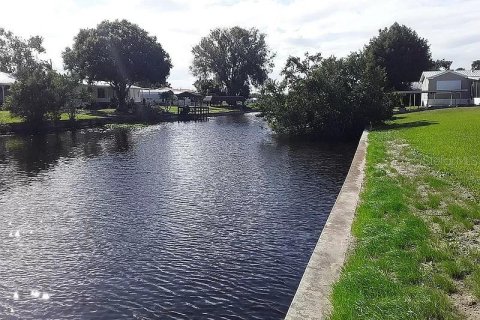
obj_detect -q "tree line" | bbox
[0,20,275,127]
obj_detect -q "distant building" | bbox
[1,74,145,108]
[203,96,246,107]
[173,89,202,106]
[139,88,202,106]
[419,70,480,107]
[82,81,142,107]
[0,72,15,105]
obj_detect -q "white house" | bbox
[0,74,143,107]
[0,72,15,105]
[419,70,480,107]
[82,81,142,106]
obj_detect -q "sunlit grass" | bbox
[60,112,102,120]
[330,107,480,319]
[0,110,22,124]
[391,107,480,196]
[96,108,117,115]
[0,110,103,123]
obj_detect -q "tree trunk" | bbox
[113,82,129,112]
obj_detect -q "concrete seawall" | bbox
[285,131,368,320]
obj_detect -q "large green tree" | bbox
[258,52,393,139]
[63,19,172,111]
[5,67,81,126]
[193,79,223,96]
[365,22,432,90]
[0,28,46,77]
[1,28,81,127]
[191,26,274,97]
[472,60,480,71]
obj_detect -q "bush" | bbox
[5,67,80,126]
[5,67,58,125]
[258,52,394,139]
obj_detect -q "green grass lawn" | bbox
[208,106,237,114]
[330,107,480,319]
[60,112,103,120]
[392,107,480,196]
[96,108,117,115]
[0,110,103,124]
[0,110,22,124]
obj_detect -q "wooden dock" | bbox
[177,105,210,120]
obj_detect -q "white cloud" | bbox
[2,0,478,88]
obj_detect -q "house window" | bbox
[97,88,106,99]
[437,80,461,91]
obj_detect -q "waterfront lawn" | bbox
[393,107,480,196]
[0,110,102,124]
[209,106,238,114]
[60,112,103,120]
[330,107,480,319]
[97,108,117,115]
[0,110,22,124]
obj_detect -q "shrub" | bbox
[258,52,394,139]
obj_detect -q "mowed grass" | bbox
[59,112,102,120]
[0,110,102,124]
[96,108,117,115]
[330,107,480,319]
[392,107,480,196]
[0,110,22,124]
[330,135,458,319]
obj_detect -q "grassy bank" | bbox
[393,107,480,195]
[0,105,239,126]
[0,110,23,124]
[0,110,103,124]
[330,107,480,319]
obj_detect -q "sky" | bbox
[2,0,478,89]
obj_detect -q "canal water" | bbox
[0,114,355,319]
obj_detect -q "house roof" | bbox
[0,72,15,85]
[420,70,480,82]
[457,70,480,80]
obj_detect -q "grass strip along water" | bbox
[0,110,103,124]
[330,107,480,319]
[1,106,237,126]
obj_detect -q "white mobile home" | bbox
[83,81,142,106]
[0,75,143,107]
[419,70,480,107]
[0,72,15,105]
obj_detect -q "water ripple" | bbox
[0,114,355,319]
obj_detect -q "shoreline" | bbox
[285,131,368,320]
[0,110,247,136]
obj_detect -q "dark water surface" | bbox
[0,114,355,319]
